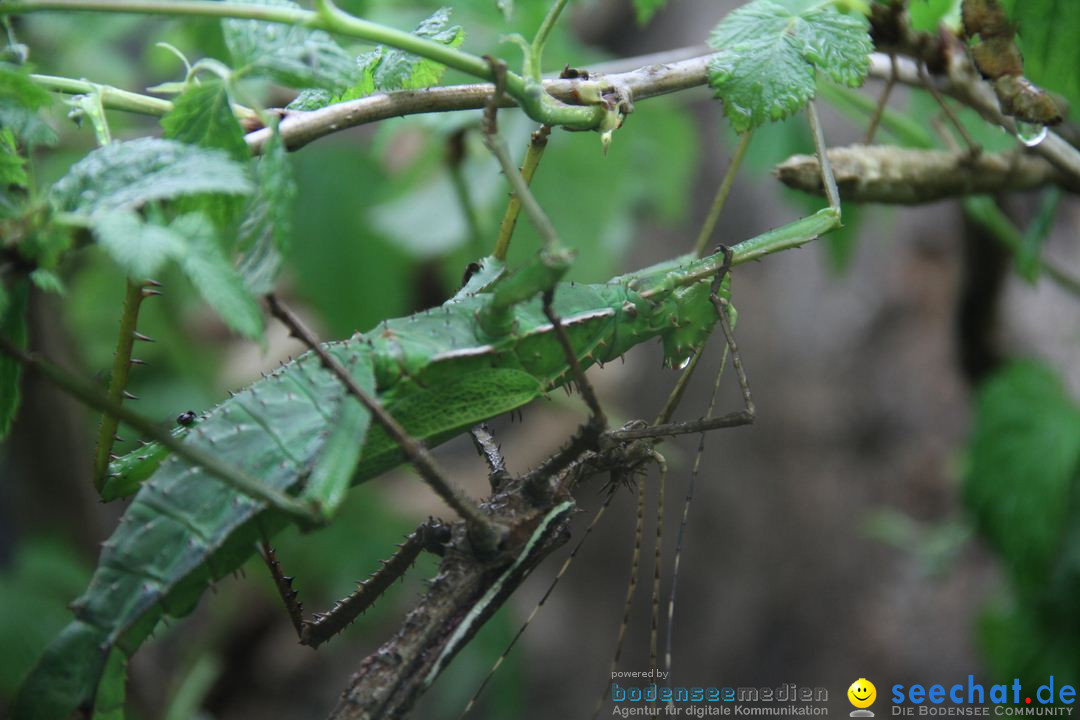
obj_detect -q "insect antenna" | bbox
[457,489,616,720]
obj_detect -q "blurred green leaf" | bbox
[0,280,28,438]
[237,122,295,293]
[1015,188,1059,283]
[172,213,264,338]
[1001,0,1080,114]
[908,0,960,32]
[822,201,860,273]
[289,8,465,111]
[632,0,669,24]
[161,79,248,161]
[0,539,90,700]
[0,62,56,148]
[964,361,1080,596]
[0,128,28,187]
[50,138,252,216]
[91,209,187,279]
[361,8,464,91]
[223,0,357,90]
[708,0,872,132]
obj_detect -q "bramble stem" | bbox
[493,125,551,261]
[92,279,146,492]
[32,74,174,115]
[2,0,602,130]
[0,338,319,521]
[692,131,752,258]
[531,0,570,79]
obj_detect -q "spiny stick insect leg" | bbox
[260,519,451,649]
[591,469,646,720]
[663,315,733,685]
[469,423,512,491]
[647,450,666,678]
[458,488,617,719]
[265,295,506,555]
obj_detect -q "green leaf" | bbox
[362,8,465,92]
[1001,0,1080,117]
[50,138,252,216]
[172,213,264,338]
[161,79,248,161]
[236,122,295,293]
[288,8,465,111]
[708,0,873,132]
[91,210,187,280]
[0,62,56,148]
[964,361,1080,596]
[223,0,357,90]
[0,280,28,439]
[632,0,669,24]
[908,0,960,32]
[0,127,27,186]
[29,268,65,295]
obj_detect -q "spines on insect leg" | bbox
[261,542,305,638]
[648,451,667,676]
[268,294,506,557]
[470,423,512,491]
[458,492,614,720]
[296,519,451,649]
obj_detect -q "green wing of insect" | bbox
[13,245,747,720]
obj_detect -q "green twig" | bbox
[33,74,175,116]
[963,196,1080,299]
[92,279,147,493]
[0,337,320,521]
[3,0,603,130]
[493,125,551,261]
[692,131,752,258]
[530,0,570,80]
[482,61,561,253]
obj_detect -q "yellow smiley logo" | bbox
[848,678,876,709]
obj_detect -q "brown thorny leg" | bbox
[259,520,451,648]
[257,294,501,648]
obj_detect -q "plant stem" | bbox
[963,196,1080,299]
[32,74,175,115]
[493,125,551,261]
[531,0,570,79]
[0,337,319,521]
[692,131,751,258]
[92,279,144,493]
[3,0,601,129]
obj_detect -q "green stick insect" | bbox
[7,8,849,710]
[9,202,838,720]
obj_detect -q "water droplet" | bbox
[676,355,693,370]
[1016,121,1048,147]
